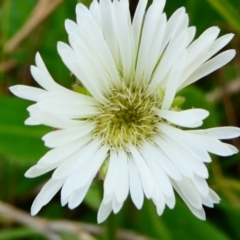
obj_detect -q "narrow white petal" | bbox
[24,117,41,125]
[104,150,119,196]
[68,179,92,209]
[161,133,209,178]
[35,52,51,75]
[39,135,90,165]
[164,194,176,209]
[191,175,209,196]
[97,200,112,224]
[74,5,121,86]
[68,35,112,95]
[42,123,95,148]
[151,31,189,88]
[89,0,101,28]
[129,146,154,199]
[52,139,101,179]
[188,127,240,139]
[28,111,84,129]
[39,91,98,106]
[155,136,193,178]
[9,85,46,102]
[140,145,174,197]
[200,194,214,208]
[57,42,108,104]
[181,49,236,89]
[136,1,166,82]
[112,196,123,214]
[209,33,234,56]
[132,0,148,56]
[186,132,238,156]
[25,138,88,178]
[115,149,129,203]
[128,157,144,209]
[161,50,186,110]
[209,189,220,203]
[142,141,182,180]
[30,66,63,92]
[31,179,64,215]
[112,0,134,80]
[71,144,109,190]
[172,178,202,209]
[157,109,208,128]
[37,100,100,118]
[159,123,212,163]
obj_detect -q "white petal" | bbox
[29,110,85,129]
[37,100,100,118]
[97,200,112,224]
[128,157,144,209]
[25,138,88,178]
[68,179,92,209]
[112,196,123,214]
[188,127,240,139]
[68,35,112,96]
[150,30,189,88]
[42,123,95,148]
[71,144,109,191]
[186,132,238,156]
[155,136,193,178]
[35,52,51,75]
[9,85,46,102]
[181,49,236,89]
[129,146,154,199]
[39,91,98,106]
[191,175,209,196]
[74,5,121,86]
[112,0,134,80]
[30,66,63,92]
[24,117,41,125]
[57,42,108,104]
[89,0,101,27]
[209,189,220,203]
[164,194,176,209]
[157,109,209,128]
[31,179,64,215]
[159,123,212,163]
[104,150,119,196]
[160,133,209,178]
[136,0,166,82]
[115,149,129,203]
[161,50,186,110]
[142,141,182,180]
[52,138,101,179]
[132,0,148,56]
[140,144,174,197]
[172,178,202,209]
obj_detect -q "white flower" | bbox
[10,0,240,223]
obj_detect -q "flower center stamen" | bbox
[94,84,161,149]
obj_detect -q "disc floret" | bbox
[95,83,161,149]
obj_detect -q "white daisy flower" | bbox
[10,0,240,223]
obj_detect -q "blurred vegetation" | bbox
[0,0,240,239]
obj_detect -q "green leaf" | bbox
[0,227,43,240]
[205,0,240,34]
[0,95,49,163]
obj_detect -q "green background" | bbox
[0,0,240,239]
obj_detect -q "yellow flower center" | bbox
[95,83,161,149]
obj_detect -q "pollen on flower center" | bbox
[94,84,161,149]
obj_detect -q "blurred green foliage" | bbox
[0,0,240,239]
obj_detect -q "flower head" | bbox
[10,0,240,223]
